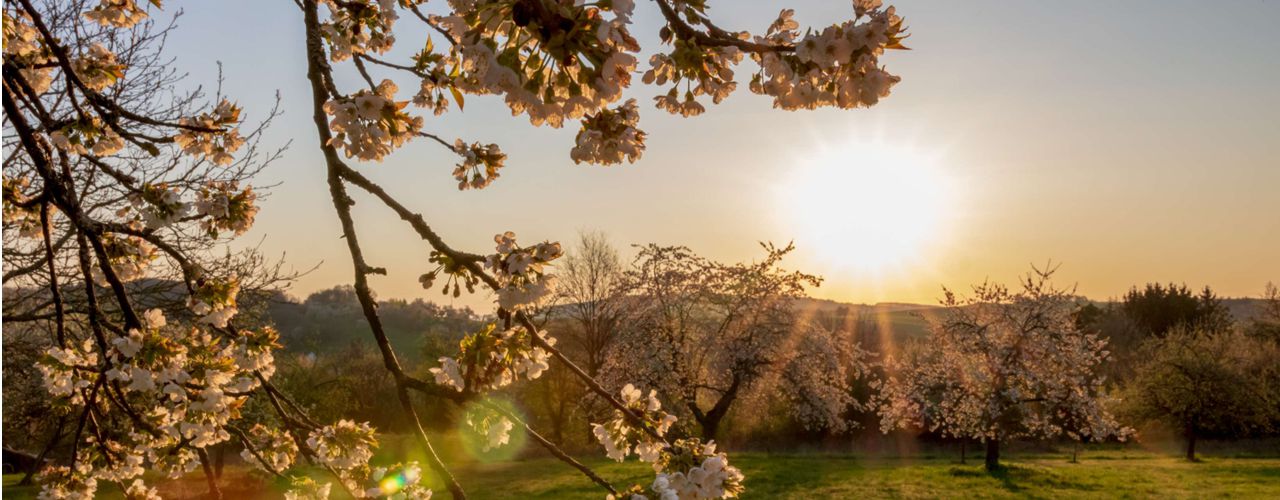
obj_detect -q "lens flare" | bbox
[378,474,405,495]
[457,397,527,462]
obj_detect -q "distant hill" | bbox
[258,289,1272,360]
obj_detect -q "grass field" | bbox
[6,449,1280,499]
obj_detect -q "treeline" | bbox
[10,239,1273,477]
[258,234,1280,466]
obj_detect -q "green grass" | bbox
[450,451,1280,499]
[6,450,1280,498]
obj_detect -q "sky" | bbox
[162,0,1280,310]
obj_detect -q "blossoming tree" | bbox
[878,267,1129,471]
[1,1,321,498]
[599,243,870,441]
[6,0,912,498]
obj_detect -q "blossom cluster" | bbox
[188,277,241,328]
[464,405,516,452]
[2,10,55,94]
[440,0,640,129]
[570,99,646,166]
[35,461,99,500]
[35,305,288,498]
[49,117,126,157]
[609,439,745,500]
[591,384,678,463]
[429,323,554,393]
[318,0,405,62]
[90,232,157,285]
[451,139,506,190]
[301,0,907,170]
[307,419,378,471]
[174,99,246,166]
[324,79,423,161]
[280,426,436,499]
[749,4,907,110]
[38,339,99,404]
[484,231,563,311]
[83,0,154,28]
[408,40,462,116]
[2,175,44,239]
[649,439,745,500]
[72,43,126,91]
[240,423,299,473]
[285,477,333,500]
[645,43,743,117]
[125,182,190,229]
[194,180,259,237]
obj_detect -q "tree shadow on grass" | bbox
[1202,463,1280,482]
[740,456,854,496]
[947,464,1105,495]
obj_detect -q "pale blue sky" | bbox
[164,1,1280,308]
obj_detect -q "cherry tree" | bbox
[1,1,320,498]
[7,0,912,498]
[600,243,870,441]
[878,267,1129,471]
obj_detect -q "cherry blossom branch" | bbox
[39,201,68,345]
[2,84,143,331]
[332,159,667,442]
[14,0,226,135]
[652,0,793,54]
[300,2,467,498]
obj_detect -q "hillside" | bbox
[263,288,1273,360]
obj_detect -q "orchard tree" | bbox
[0,1,330,498]
[529,230,630,445]
[6,0,913,498]
[602,243,870,440]
[557,230,629,379]
[1121,325,1280,461]
[1246,282,1280,344]
[878,267,1129,471]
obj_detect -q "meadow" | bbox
[7,448,1279,499]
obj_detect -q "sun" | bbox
[777,140,953,275]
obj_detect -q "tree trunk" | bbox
[214,445,225,479]
[1185,429,1197,462]
[198,448,222,500]
[700,416,722,442]
[984,438,1000,471]
[959,440,967,465]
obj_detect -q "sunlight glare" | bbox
[778,140,953,276]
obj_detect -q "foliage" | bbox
[1120,324,1280,460]
[1121,283,1232,337]
[1245,282,1280,344]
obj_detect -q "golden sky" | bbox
[167,0,1280,309]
